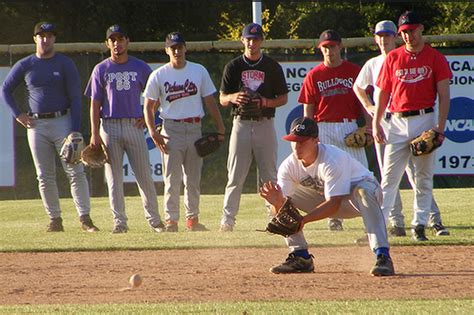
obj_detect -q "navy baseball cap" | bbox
[283,117,319,142]
[318,29,341,47]
[34,22,56,36]
[106,24,127,39]
[374,20,397,36]
[242,23,263,39]
[165,32,186,47]
[398,11,422,33]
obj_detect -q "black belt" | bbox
[28,109,68,119]
[391,107,434,118]
[236,115,273,121]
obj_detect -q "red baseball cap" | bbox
[398,11,422,33]
[318,29,341,48]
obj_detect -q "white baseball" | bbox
[129,274,143,288]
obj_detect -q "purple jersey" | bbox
[85,56,152,118]
[1,53,82,131]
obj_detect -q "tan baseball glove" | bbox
[80,144,109,168]
[59,132,85,164]
[344,126,374,148]
[410,129,445,156]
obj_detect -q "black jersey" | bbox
[220,54,288,117]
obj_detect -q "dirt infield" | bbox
[1,245,473,305]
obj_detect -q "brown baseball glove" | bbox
[264,198,303,237]
[236,87,263,118]
[80,144,109,168]
[410,129,445,156]
[344,126,374,148]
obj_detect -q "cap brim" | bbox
[282,134,313,142]
[318,40,340,48]
[398,24,421,33]
[375,30,396,36]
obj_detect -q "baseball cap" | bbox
[398,11,422,33]
[165,32,186,47]
[33,22,56,36]
[106,24,127,39]
[283,117,319,142]
[374,20,397,36]
[318,29,341,48]
[242,23,263,39]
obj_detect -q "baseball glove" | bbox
[264,198,303,237]
[59,132,85,164]
[410,129,445,156]
[194,133,221,157]
[344,126,374,148]
[237,87,263,118]
[80,144,109,168]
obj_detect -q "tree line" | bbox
[0,1,472,45]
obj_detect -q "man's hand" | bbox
[89,133,103,148]
[16,113,34,129]
[150,128,169,154]
[372,121,386,144]
[134,118,146,129]
[259,181,286,211]
[231,91,251,106]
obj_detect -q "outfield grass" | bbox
[0,188,473,313]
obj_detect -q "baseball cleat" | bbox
[47,217,64,232]
[431,223,450,236]
[370,254,395,276]
[112,225,128,234]
[412,224,428,241]
[389,226,406,237]
[328,219,343,231]
[80,214,99,232]
[270,253,315,274]
[219,224,234,232]
[186,217,210,232]
[151,221,166,233]
[164,221,178,232]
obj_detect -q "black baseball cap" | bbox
[283,117,319,142]
[165,32,186,47]
[242,23,263,39]
[398,11,422,33]
[34,22,56,36]
[318,29,341,48]
[106,24,127,39]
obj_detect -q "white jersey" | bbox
[143,61,216,120]
[354,54,384,104]
[278,144,374,200]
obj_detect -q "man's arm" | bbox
[89,99,102,147]
[203,94,225,141]
[435,78,450,133]
[372,90,390,144]
[143,97,168,154]
[219,91,248,107]
[353,85,376,116]
[301,195,345,225]
[262,93,288,108]
[64,59,83,132]
[303,103,314,119]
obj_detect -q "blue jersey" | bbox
[1,53,82,131]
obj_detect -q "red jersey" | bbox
[298,60,362,122]
[376,44,452,112]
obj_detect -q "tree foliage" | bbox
[0,1,472,45]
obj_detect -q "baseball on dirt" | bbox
[129,274,143,288]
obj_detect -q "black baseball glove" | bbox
[194,133,222,157]
[410,129,445,156]
[265,198,303,237]
[237,87,263,118]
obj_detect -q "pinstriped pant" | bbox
[27,112,90,219]
[100,118,161,228]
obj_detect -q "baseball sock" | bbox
[293,249,311,259]
[374,247,390,258]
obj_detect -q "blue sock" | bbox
[375,247,390,258]
[293,249,311,259]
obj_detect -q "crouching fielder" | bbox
[259,117,394,276]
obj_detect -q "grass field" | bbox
[0,188,473,314]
